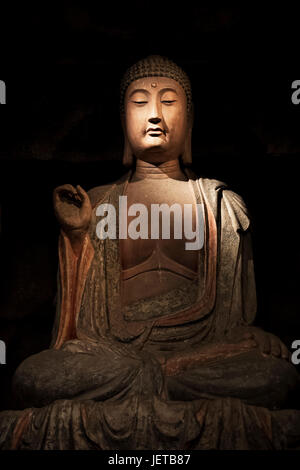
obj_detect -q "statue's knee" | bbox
[257,355,300,408]
[13,350,55,407]
[12,347,143,408]
[264,356,299,388]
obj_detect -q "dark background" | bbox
[0,5,300,410]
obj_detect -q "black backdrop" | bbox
[0,5,300,410]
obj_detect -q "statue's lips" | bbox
[146,128,166,136]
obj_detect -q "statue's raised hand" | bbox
[53,184,92,241]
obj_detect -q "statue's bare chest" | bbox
[120,179,198,283]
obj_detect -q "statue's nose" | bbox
[148,117,161,124]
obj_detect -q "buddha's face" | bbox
[124,76,189,163]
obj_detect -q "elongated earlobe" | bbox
[181,127,192,165]
[123,134,134,167]
[121,113,134,167]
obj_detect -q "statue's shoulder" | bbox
[88,183,114,208]
[88,171,131,208]
[185,168,227,193]
[217,183,250,232]
[198,176,228,193]
[198,176,245,203]
[190,173,250,232]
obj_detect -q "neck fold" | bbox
[133,159,187,181]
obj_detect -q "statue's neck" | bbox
[132,159,187,181]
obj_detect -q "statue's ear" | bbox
[181,107,193,166]
[123,134,134,167]
[121,113,134,167]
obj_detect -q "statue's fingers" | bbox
[270,336,281,357]
[280,341,290,360]
[53,184,77,203]
[260,333,271,355]
[76,185,88,202]
[77,186,92,216]
[241,338,258,349]
[54,184,76,195]
[241,330,254,340]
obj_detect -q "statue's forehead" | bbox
[126,76,185,96]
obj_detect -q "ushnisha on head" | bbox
[120,55,193,167]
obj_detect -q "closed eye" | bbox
[132,101,148,105]
[161,100,177,105]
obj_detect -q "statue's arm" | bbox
[221,189,289,360]
[51,185,94,349]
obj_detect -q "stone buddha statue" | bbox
[1,55,300,450]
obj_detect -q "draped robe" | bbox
[52,169,256,349]
[1,170,300,450]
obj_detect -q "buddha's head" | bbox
[120,55,193,166]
